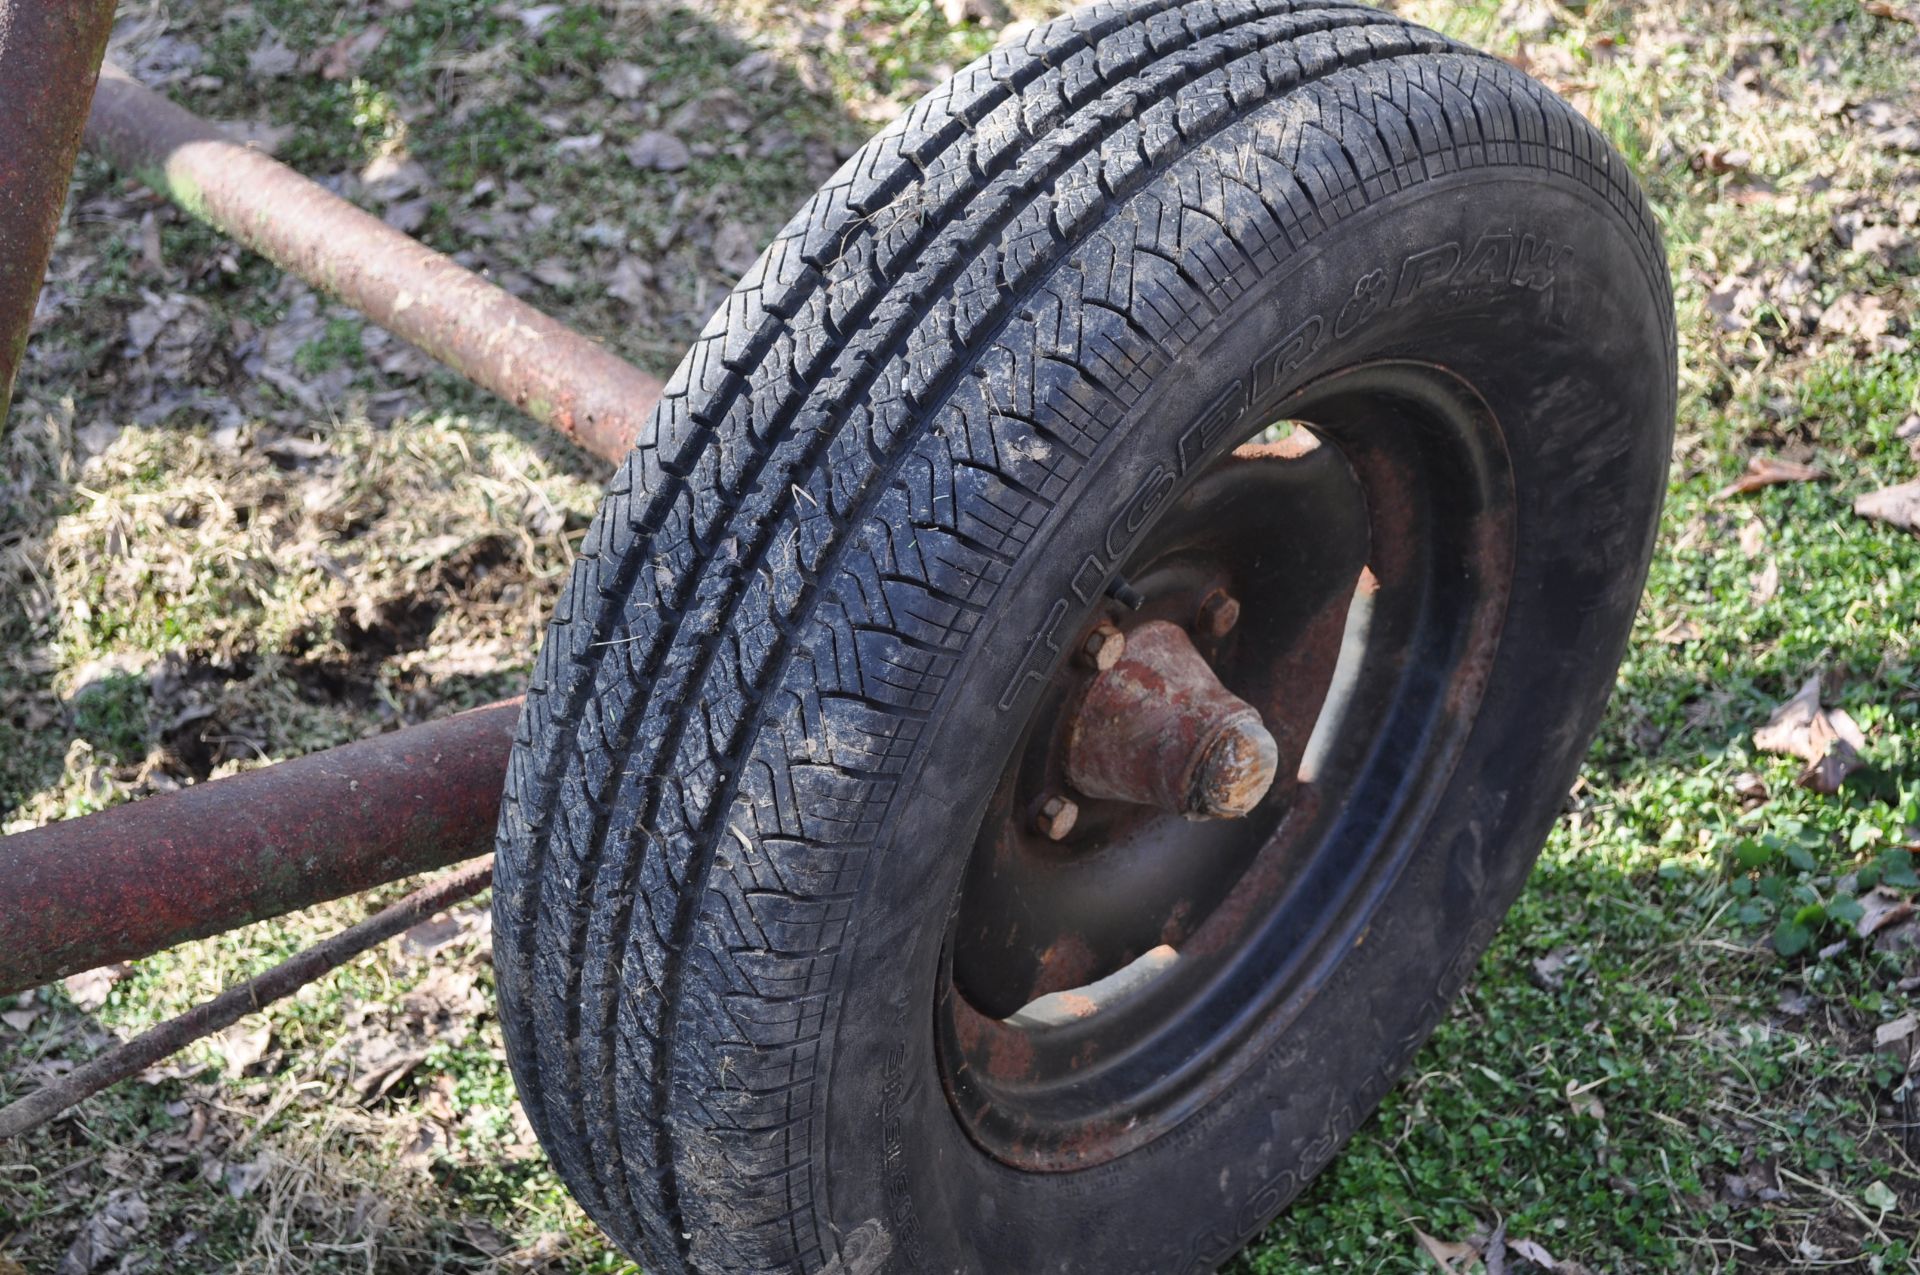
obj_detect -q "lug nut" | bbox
[1034,794,1079,841]
[1080,622,1126,671]
[1196,588,1241,638]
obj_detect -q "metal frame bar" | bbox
[0,26,680,993]
[0,0,118,423]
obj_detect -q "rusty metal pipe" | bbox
[0,700,519,997]
[82,63,661,464]
[0,857,494,1141]
[0,0,118,426]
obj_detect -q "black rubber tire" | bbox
[493,3,1675,1272]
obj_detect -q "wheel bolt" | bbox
[1196,588,1241,638]
[1034,794,1079,841]
[1080,622,1126,671]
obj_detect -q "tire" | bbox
[492,3,1675,1272]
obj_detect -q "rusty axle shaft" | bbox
[0,701,518,998]
[82,63,663,465]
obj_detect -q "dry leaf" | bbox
[1655,617,1701,644]
[1414,1227,1482,1273]
[1509,1237,1597,1275]
[600,61,649,99]
[1876,1013,1917,1063]
[1565,1078,1606,1121]
[62,963,130,1011]
[625,130,690,172]
[608,257,652,311]
[1753,675,1866,795]
[1750,557,1780,604]
[1,1005,42,1032]
[55,1189,149,1275]
[713,220,760,278]
[1855,480,1920,532]
[215,1021,271,1074]
[246,36,299,78]
[1713,455,1827,500]
[1818,292,1894,341]
[308,25,384,80]
[1857,887,1915,938]
[1866,0,1920,23]
[400,913,467,957]
[1530,946,1577,990]
[942,0,1009,23]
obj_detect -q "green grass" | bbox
[3,0,1919,1270]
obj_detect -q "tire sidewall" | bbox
[808,171,1672,1273]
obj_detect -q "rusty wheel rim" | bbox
[935,362,1516,1171]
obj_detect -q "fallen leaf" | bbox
[1654,617,1701,644]
[625,130,690,172]
[1856,481,1920,533]
[1,1006,41,1032]
[1730,770,1768,804]
[1819,292,1894,341]
[246,36,299,78]
[1509,1236,1596,1274]
[55,1188,148,1275]
[942,0,1009,23]
[308,25,384,80]
[1865,0,1920,23]
[225,1152,272,1199]
[1530,945,1578,990]
[504,3,564,34]
[607,257,652,311]
[600,61,650,99]
[1750,557,1779,604]
[1864,1180,1899,1212]
[1414,1227,1481,1273]
[1875,1012,1916,1063]
[215,1021,271,1074]
[1713,455,1827,500]
[1692,143,1753,174]
[400,913,467,957]
[62,964,130,1011]
[1565,1078,1606,1121]
[1858,887,1915,938]
[1853,224,1913,259]
[1753,674,1866,794]
[713,220,761,278]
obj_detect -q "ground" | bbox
[1,0,1917,1271]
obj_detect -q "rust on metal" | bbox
[1194,587,1241,638]
[82,63,663,465]
[1066,620,1278,820]
[0,700,519,998]
[0,0,118,425]
[0,856,494,1141]
[1032,793,1079,842]
[1078,621,1126,671]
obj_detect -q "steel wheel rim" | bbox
[935,361,1517,1171]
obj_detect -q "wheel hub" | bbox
[937,364,1515,1172]
[1064,618,1279,820]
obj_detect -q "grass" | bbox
[2,0,1918,1270]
